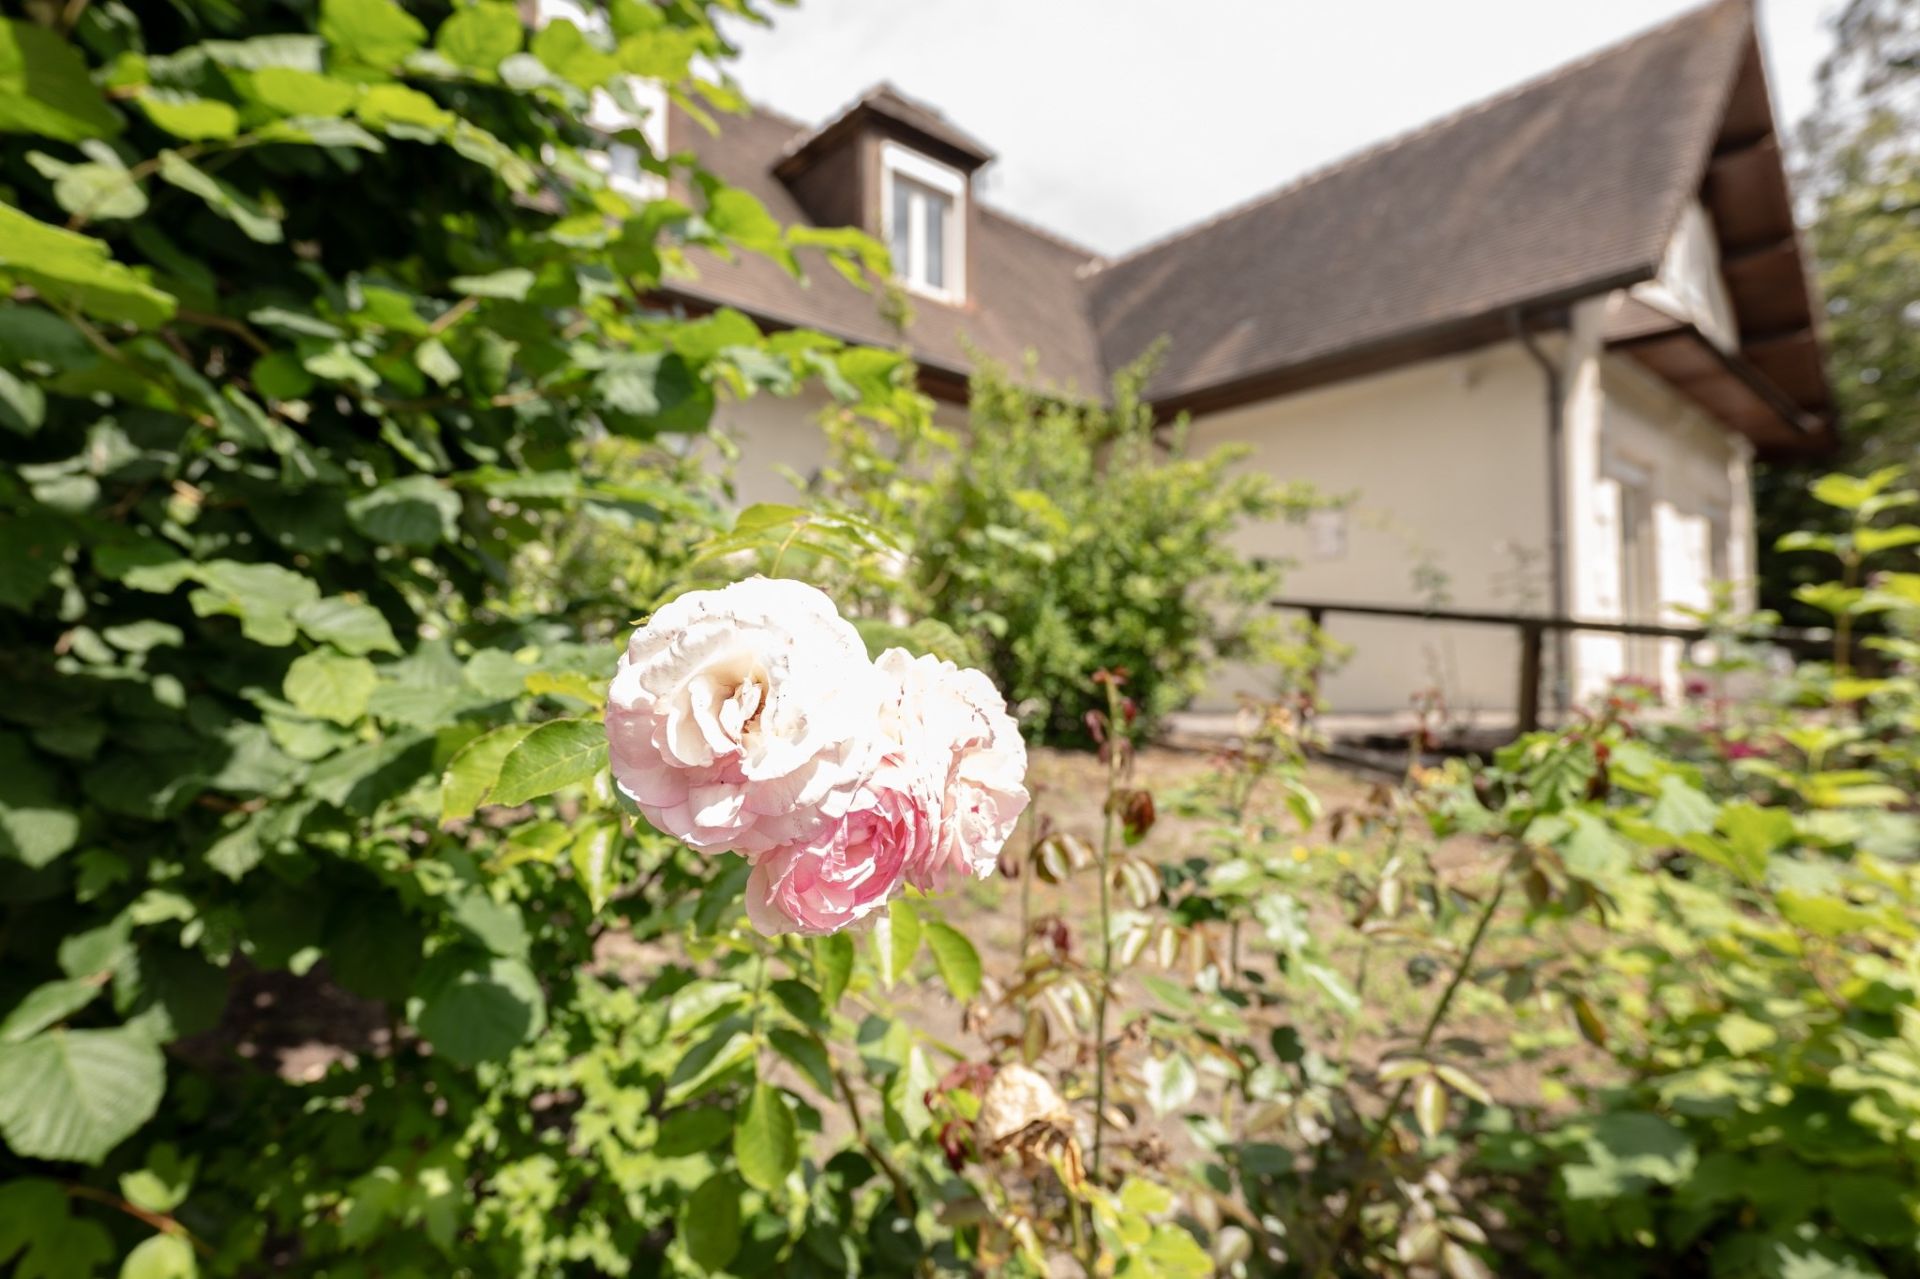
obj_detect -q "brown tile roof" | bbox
[779,82,996,173]
[664,0,1819,437]
[1084,0,1753,402]
[663,99,1108,394]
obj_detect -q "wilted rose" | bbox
[605,577,884,857]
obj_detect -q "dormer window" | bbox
[881,142,965,303]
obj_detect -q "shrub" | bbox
[826,355,1321,744]
[0,2,981,1273]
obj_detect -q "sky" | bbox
[723,0,1841,259]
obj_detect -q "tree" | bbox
[1756,0,1920,616]
[0,1,930,1268]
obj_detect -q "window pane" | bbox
[923,189,949,289]
[890,180,913,277]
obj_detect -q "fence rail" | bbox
[1271,597,1832,734]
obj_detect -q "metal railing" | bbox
[1271,597,1832,733]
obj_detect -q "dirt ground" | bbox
[907,743,1592,1119]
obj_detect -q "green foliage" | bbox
[0,2,980,1273]
[1755,0,1919,619]
[827,354,1322,743]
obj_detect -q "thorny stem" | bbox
[1311,878,1508,1279]
[1017,805,1037,979]
[819,1039,917,1217]
[1089,679,1125,1185]
[769,516,811,577]
[1835,550,1861,676]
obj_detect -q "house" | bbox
[651,0,1834,718]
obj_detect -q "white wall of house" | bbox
[1581,352,1756,698]
[718,320,1758,722]
[712,385,840,509]
[1633,201,1740,351]
[1185,342,1554,716]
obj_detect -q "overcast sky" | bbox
[723,0,1839,258]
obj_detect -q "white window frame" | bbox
[880,141,966,304]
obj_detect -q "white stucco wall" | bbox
[717,318,1758,723]
[1633,201,1740,351]
[1185,343,1555,716]
[710,384,840,509]
[1582,352,1755,698]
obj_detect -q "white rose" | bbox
[877,648,1030,891]
[606,577,885,857]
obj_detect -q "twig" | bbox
[1089,678,1125,1183]
[64,1184,213,1258]
[1311,878,1508,1277]
[174,309,272,356]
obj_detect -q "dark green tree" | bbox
[1757,0,1920,616]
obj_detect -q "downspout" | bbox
[1512,307,1570,716]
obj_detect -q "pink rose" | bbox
[606,578,885,857]
[746,765,935,936]
[878,649,1030,893]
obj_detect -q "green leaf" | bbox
[414,336,460,385]
[0,20,121,141]
[768,1027,835,1095]
[320,0,428,67]
[440,723,539,824]
[1715,1012,1778,1057]
[1141,1052,1199,1117]
[532,17,620,89]
[871,898,921,989]
[0,203,174,328]
[1413,1073,1449,1138]
[1578,1112,1697,1188]
[119,1233,196,1279]
[136,91,240,141]
[292,596,401,655]
[0,979,103,1044]
[487,718,607,808]
[0,732,80,868]
[244,66,359,117]
[681,1173,742,1272]
[284,650,378,725]
[416,955,545,1066]
[157,151,282,244]
[436,2,524,72]
[923,920,982,1002]
[0,1180,113,1278]
[450,267,534,300]
[48,162,148,223]
[346,475,460,547]
[569,818,619,913]
[0,1026,166,1164]
[656,1106,734,1157]
[1648,776,1717,838]
[187,560,320,646]
[355,83,453,132]
[1720,802,1794,870]
[733,1083,798,1193]
[816,932,854,1007]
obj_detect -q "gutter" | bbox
[1511,307,1571,716]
